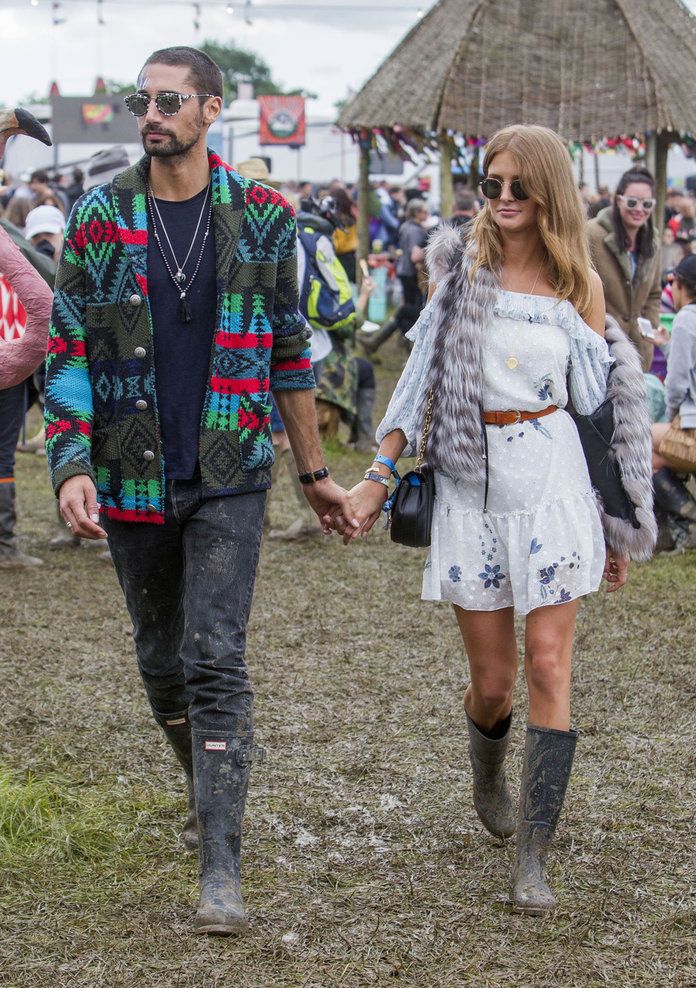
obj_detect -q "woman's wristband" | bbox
[363,470,390,489]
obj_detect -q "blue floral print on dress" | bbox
[530,537,543,555]
[479,564,506,589]
[531,417,553,439]
[448,565,462,583]
[556,588,572,603]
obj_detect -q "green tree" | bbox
[200,40,315,101]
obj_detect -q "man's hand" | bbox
[603,548,629,592]
[59,475,107,540]
[301,477,359,537]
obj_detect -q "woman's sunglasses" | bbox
[124,92,217,117]
[480,177,529,201]
[617,194,656,212]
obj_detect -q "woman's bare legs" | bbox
[453,606,518,730]
[524,599,578,730]
[454,605,519,838]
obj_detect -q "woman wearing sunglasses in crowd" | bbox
[343,125,655,915]
[587,167,661,372]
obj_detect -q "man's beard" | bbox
[141,127,199,158]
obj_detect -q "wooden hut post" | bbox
[653,130,672,234]
[439,133,454,219]
[357,141,371,282]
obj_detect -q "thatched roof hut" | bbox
[339,0,696,139]
[341,0,696,259]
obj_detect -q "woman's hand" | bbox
[603,548,629,592]
[343,479,389,545]
[652,323,670,347]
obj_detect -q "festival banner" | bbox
[258,95,306,147]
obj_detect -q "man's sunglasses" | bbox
[480,177,529,201]
[124,91,217,117]
[618,194,656,212]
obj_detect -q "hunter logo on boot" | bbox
[204,740,227,752]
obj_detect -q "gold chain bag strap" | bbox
[389,389,437,548]
[658,414,696,472]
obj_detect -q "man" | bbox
[43,46,355,936]
[364,197,429,354]
[449,188,478,231]
[24,203,65,261]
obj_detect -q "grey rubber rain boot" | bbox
[465,709,516,838]
[653,468,696,522]
[152,709,198,851]
[511,725,578,915]
[0,481,43,568]
[192,731,264,935]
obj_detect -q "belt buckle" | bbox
[513,410,522,424]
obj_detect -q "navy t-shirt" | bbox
[147,187,217,480]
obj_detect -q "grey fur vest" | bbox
[417,225,656,561]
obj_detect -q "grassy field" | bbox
[1,344,694,988]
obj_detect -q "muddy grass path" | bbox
[1,352,694,987]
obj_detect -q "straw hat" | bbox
[235,157,280,190]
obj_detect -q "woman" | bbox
[651,253,696,547]
[587,167,661,372]
[344,126,655,915]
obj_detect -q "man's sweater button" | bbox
[129,294,142,307]
[134,347,146,358]
[146,503,157,513]
[135,399,148,411]
[142,449,155,462]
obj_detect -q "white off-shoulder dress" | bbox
[378,289,614,616]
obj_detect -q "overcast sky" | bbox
[0,0,436,114]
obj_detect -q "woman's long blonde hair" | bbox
[469,125,594,320]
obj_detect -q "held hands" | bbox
[301,476,361,536]
[342,478,389,545]
[59,475,107,540]
[603,547,629,592]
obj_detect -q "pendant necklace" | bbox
[506,262,543,371]
[147,180,212,323]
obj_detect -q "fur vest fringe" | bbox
[420,225,656,561]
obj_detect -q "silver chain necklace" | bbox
[147,181,212,324]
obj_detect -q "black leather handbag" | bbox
[573,396,640,528]
[390,390,436,548]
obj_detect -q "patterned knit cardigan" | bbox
[44,150,314,524]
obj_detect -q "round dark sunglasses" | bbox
[124,91,217,117]
[480,177,529,201]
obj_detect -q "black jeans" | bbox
[395,274,424,333]
[104,479,266,735]
[0,381,28,479]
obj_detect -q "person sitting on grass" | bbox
[651,254,696,551]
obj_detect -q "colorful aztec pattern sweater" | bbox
[44,150,314,524]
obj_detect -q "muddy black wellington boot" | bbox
[512,725,578,915]
[152,709,198,851]
[465,709,516,838]
[192,732,264,935]
[653,468,696,522]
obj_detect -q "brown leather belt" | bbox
[483,405,558,426]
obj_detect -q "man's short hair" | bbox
[405,198,427,219]
[140,46,224,99]
[30,169,49,184]
[454,189,477,213]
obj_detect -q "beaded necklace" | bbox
[147,180,212,323]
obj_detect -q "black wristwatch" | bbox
[298,466,330,485]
